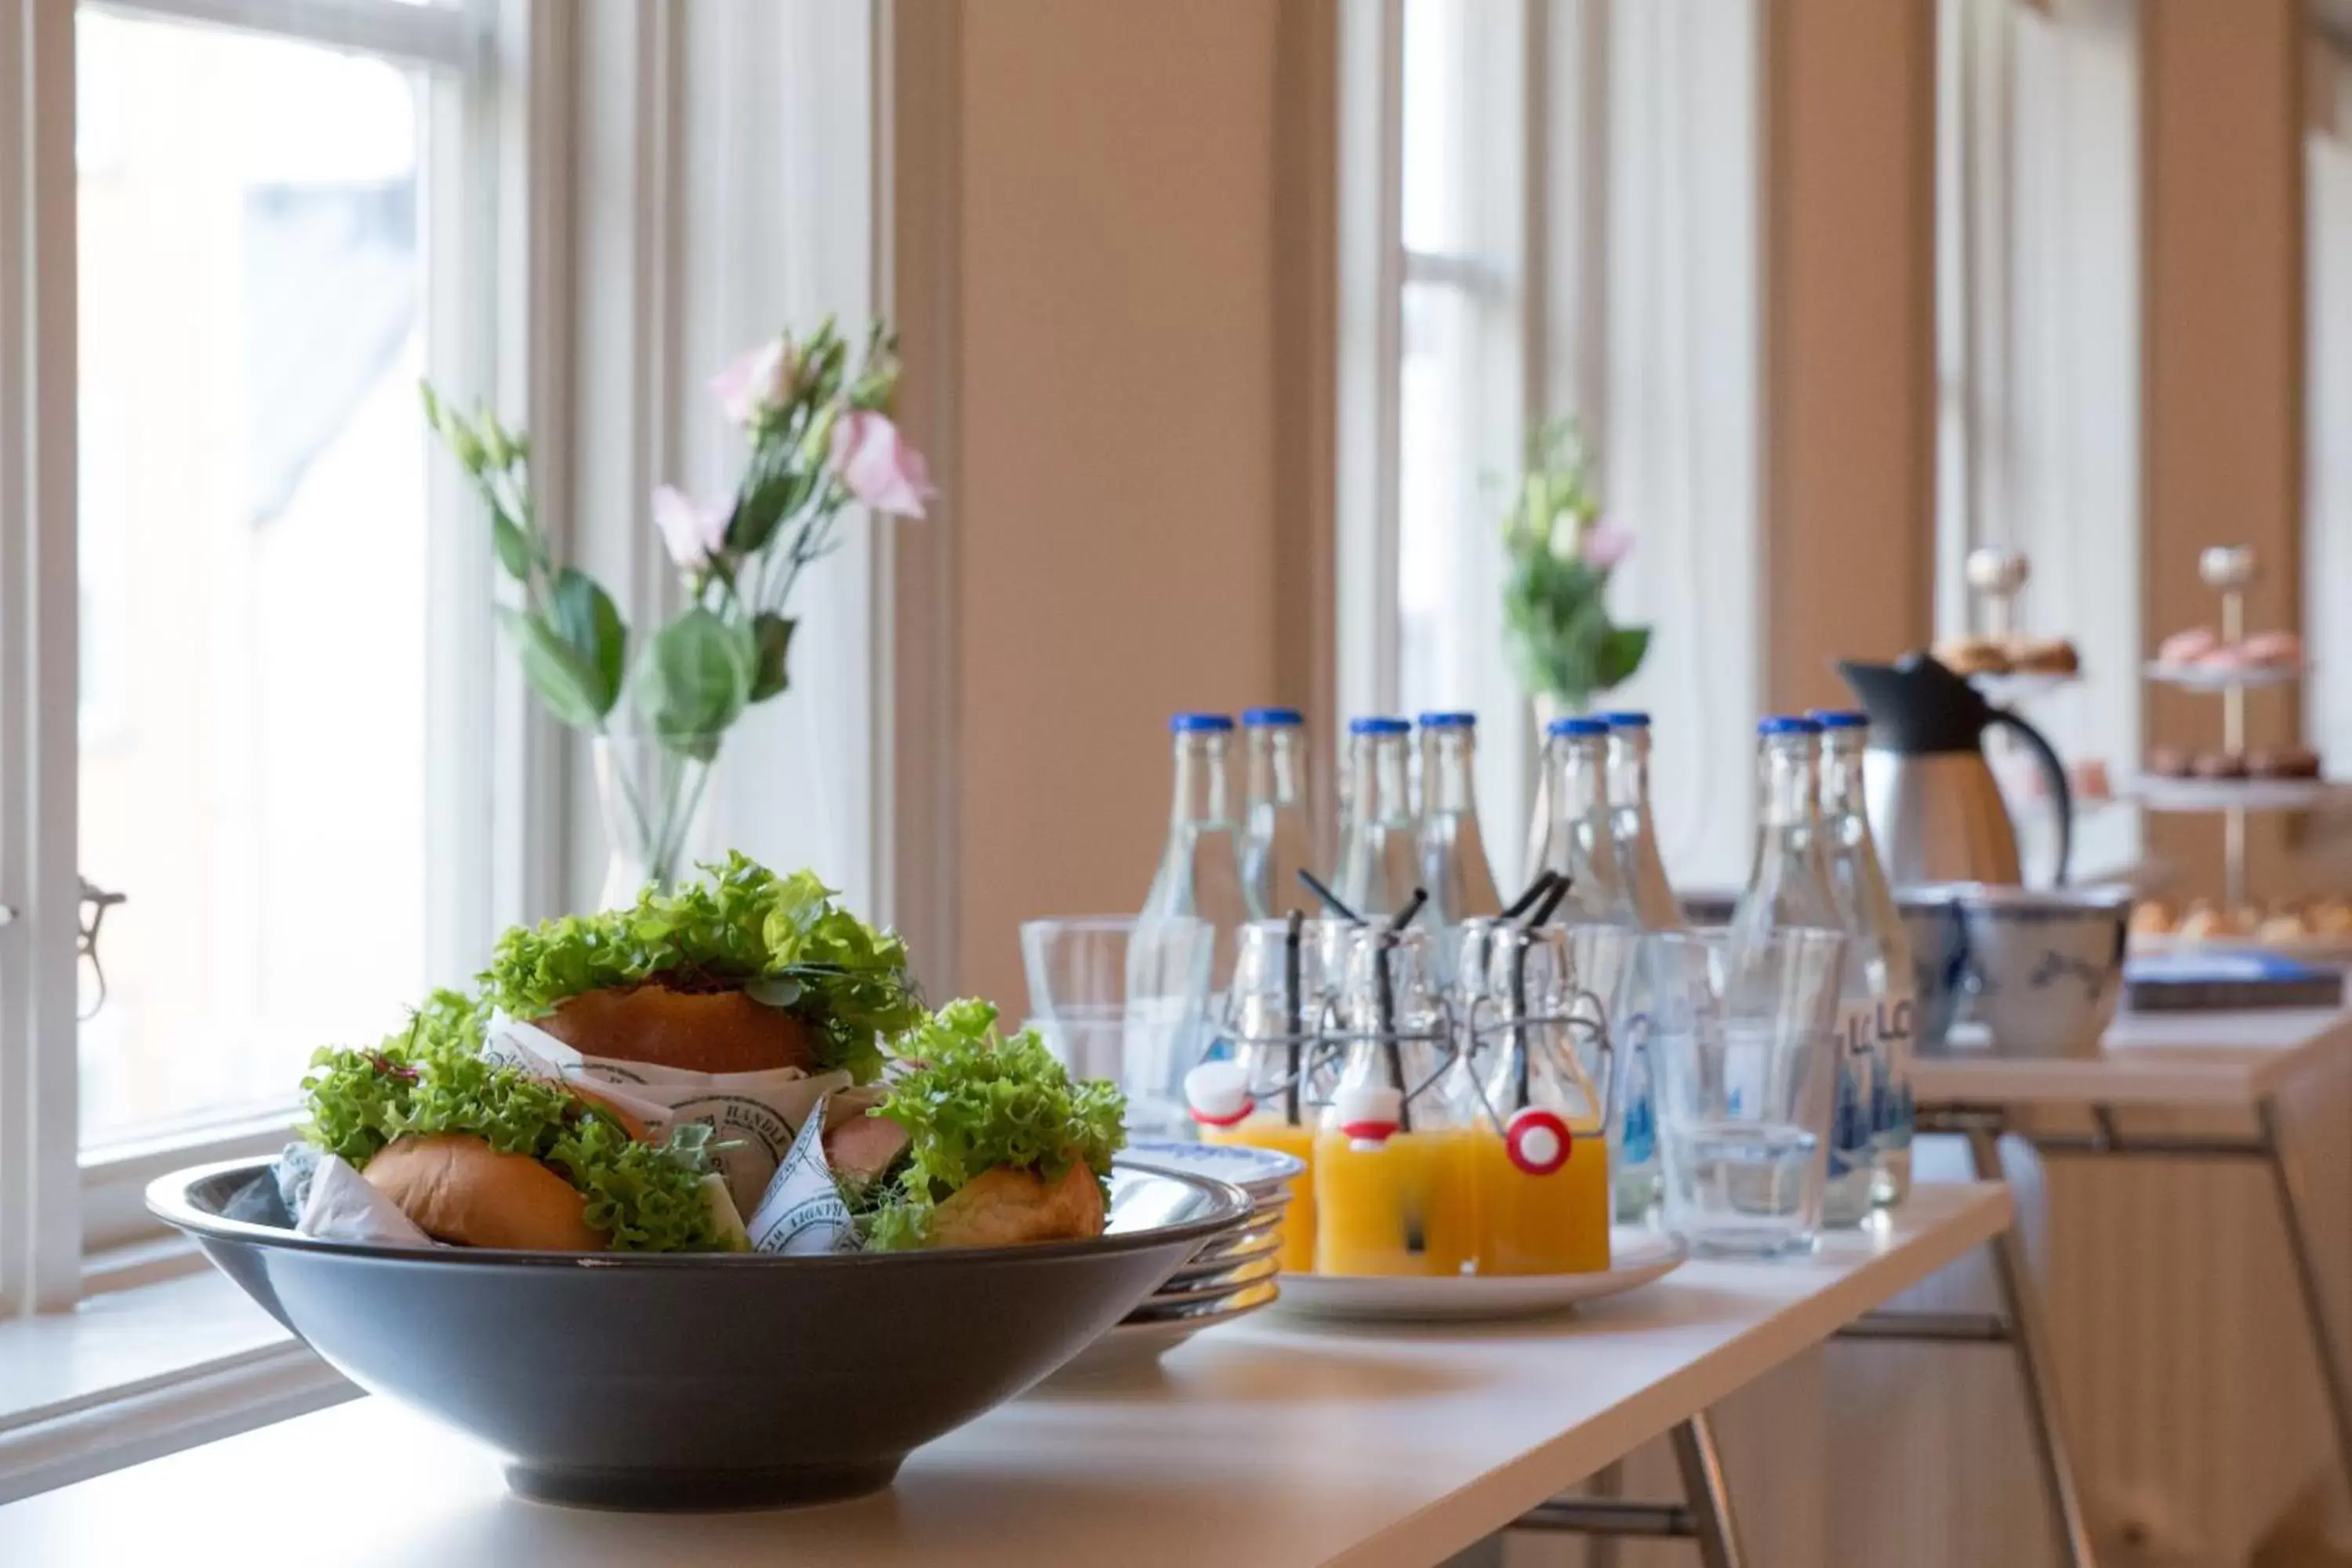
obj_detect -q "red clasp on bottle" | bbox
[1504,1107,1572,1176]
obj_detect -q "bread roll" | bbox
[1932,637,2010,676]
[927,1160,1107,1250]
[364,1134,607,1250]
[539,983,822,1076]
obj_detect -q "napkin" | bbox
[297,1152,437,1247]
[483,1013,850,1216]
[744,1094,858,1254]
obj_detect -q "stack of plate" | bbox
[1048,1139,1304,1378]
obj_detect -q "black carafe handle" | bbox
[1988,706,2072,886]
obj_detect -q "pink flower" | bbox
[829,409,936,517]
[1580,518,1633,569]
[652,485,731,572]
[709,339,796,427]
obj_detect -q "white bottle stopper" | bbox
[1185,1060,1254,1127]
[1335,1083,1403,1149]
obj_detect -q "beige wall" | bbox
[2143,0,2308,900]
[953,2,1283,1007]
[1764,0,1940,714]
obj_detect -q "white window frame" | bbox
[5,0,524,1308]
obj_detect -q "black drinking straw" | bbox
[1282,909,1305,1126]
[1515,878,1573,1109]
[1509,926,1534,1110]
[1501,869,1558,921]
[1296,869,1363,925]
[1379,890,1428,1131]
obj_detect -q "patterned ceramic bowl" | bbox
[1895,884,1973,1053]
[1954,884,2132,1058]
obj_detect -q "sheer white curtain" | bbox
[564,3,885,918]
[1936,0,2141,883]
[677,4,881,916]
[1341,0,1762,897]
[1591,0,1762,891]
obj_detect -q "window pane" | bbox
[77,13,435,1146]
[1395,0,1533,887]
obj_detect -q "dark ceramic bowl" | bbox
[150,1156,1247,1512]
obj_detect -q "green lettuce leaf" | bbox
[297,991,728,1253]
[477,852,923,1081]
[863,1000,1127,1250]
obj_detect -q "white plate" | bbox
[1270,1229,1687,1323]
[1122,1138,1306,1197]
[1045,1284,1281,1381]
[1145,1255,1280,1308]
[1168,1226,1283,1279]
[1192,1214,1285,1261]
[2144,659,2307,691]
[2123,775,2347,813]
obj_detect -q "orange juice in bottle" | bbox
[1189,918,1338,1273]
[1312,924,1478,1276]
[1466,921,1615,1275]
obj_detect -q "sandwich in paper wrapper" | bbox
[285,855,1125,1257]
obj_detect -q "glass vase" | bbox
[593,730,720,909]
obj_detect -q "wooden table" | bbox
[1908,1005,2352,1564]
[1911,1006,2352,1109]
[0,1185,2011,1568]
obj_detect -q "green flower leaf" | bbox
[549,568,626,717]
[1595,624,1652,690]
[491,513,533,582]
[497,605,611,730]
[634,608,753,755]
[749,613,795,702]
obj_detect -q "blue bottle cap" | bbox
[1170,712,1236,733]
[1417,711,1478,728]
[1808,710,1869,730]
[1348,715,1411,735]
[1545,716,1610,738]
[1757,715,1821,736]
[1241,706,1305,727]
[1598,710,1651,729]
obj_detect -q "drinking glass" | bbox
[1647,927,1849,1258]
[1020,916,1214,1135]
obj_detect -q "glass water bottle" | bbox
[1139,712,1253,985]
[1812,710,1916,1210]
[1240,707,1319,920]
[1726,716,1874,1226]
[1602,712,1682,931]
[1417,712,1502,961]
[1332,717,1420,920]
[1599,711,1681,1220]
[1530,717,1637,925]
